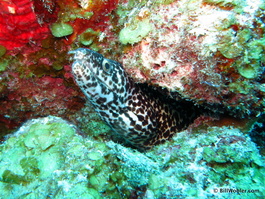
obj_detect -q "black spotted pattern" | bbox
[69,48,201,151]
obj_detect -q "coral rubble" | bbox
[0,116,264,198]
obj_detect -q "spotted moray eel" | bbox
[69,48,202,151]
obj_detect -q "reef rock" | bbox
[115,0,265,117]
[0,116,264,198]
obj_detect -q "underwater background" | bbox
[0,0,264,198]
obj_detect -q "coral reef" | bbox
[0,0,119,134]
[1,0,263,135]
[115,0,265,117]
[0,116,264,198]
[0,74,84,131]
[0,0,264,197]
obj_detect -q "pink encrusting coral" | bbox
[116,0,265,117]
[0,72,84,131]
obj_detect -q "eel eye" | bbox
[102,59,112,74]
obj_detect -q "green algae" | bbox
[0,45,6,57]
[190,0,265,81]
[68,11,93,21]
[0,116,121,198]
[119,18,153,45]
[0,116,264,198]
[1,170,30,185]
[0,60,8,72]
[50,22,74,37]
[216,24,264,79]
[79,28,100,46]
[117,0,174,45]
[20,157,40,175]
[52,63,64,70]
[2,157,41,185]
[202,0,247,13]
[218,29,251,59]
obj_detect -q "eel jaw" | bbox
[68,48,91,62]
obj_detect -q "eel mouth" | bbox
[68,48,89,60]
[69,49,113,92]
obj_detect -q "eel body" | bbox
[69,48,201,150]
